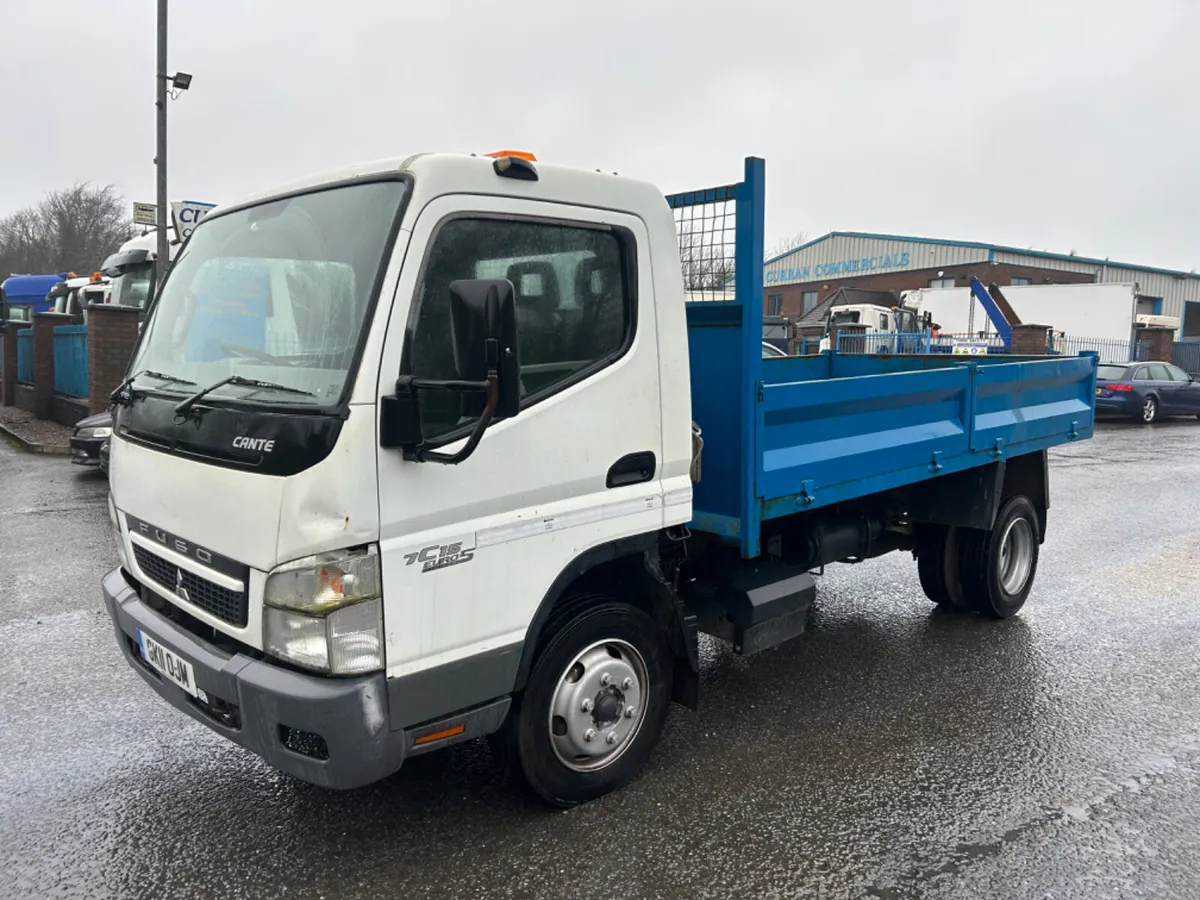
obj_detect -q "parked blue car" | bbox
[1094,361,1200,424]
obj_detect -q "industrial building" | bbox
[764,232,1200,338]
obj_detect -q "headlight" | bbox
[263,548,383,674]
[78,427,112,439]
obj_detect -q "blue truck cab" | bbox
[1,273,68,330]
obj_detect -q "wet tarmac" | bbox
[2,421,1198,899]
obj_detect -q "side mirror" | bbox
[449,278,521,421]
[380,278,520,464]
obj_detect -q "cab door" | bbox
[374,194,664,694]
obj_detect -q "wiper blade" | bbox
[110,370,198,405]
[174,375,316,417]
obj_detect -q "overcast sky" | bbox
[3,0,1198,270]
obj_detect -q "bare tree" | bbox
[677,221,735,295]
[766,231,808,260]
[0,183,135,276]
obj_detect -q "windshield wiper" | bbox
[174,375,316,417]
[110,370,198,406]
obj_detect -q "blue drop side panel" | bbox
[970,356,1096,452]
[687,317,744,525]
[758,367,972,503]
[754,355,1096,519]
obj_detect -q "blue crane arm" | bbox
[969,276,1013,347]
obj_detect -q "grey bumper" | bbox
[103,567,405,789]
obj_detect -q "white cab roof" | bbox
[219,153,671,220]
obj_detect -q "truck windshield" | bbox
[130,180,405,408]
[110,263,153,309]
[829,311,860,325]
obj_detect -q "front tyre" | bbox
[512,599,673,807]
[959,495,1041,618]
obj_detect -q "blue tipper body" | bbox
[672,158,1098,559]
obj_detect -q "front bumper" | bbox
[103,567,406,789]
[70,436,104,466]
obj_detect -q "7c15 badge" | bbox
[404,538,475,573]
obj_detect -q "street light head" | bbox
[171,72,192,91]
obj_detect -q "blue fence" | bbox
[1173,341,1200,376]
[53,324,88,397]
[16,330,33,383]
[794,335,821,355]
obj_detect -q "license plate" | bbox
[138,630,198,697]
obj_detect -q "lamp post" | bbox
[155,0,192,278]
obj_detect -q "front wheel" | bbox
[959,495,1041,618]
[1139,395,1158,424]
[505,599,673,807]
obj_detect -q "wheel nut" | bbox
[581,698,593,713]
[600,673,611,687]
[624,707,636,718]
[584,728,596,743]
[606,732,618,745]
[622,677,633,691]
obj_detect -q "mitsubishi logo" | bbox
[175,568,190,604]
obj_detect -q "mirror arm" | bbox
[415,374,499,465]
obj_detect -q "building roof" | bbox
[765,231,1200,281]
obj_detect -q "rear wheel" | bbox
[958,495,1040,618]
[1139,395,1158,424]
[916,525,969,610]
[501,598,672,807]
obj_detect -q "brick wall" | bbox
[0,324,24,406]
[32,312,77,420]
[14,384,35,413]
[1137,325,1174,363]
[1009,323,1051,355]
[86,304,141,415]
[764,263,1094,321]
[51,396,90,427]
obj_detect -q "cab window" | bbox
[406,217,633,440]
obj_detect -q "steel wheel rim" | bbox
[548,639,649,773]
[1143,398,1155,422]
[998,516,1034,594]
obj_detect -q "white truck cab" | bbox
[103,152,695,805]
[49,274,110,315]
[817,301,923,352]
[101,227,181,313]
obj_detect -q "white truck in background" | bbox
[101,228,179,314]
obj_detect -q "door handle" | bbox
[607,451,656,489]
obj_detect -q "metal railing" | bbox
[928,332,1008,355]
[1051,334,1145,363]
[835,331,934,354]
[16,329,33,383]
[53,324,88,398]
[1173,341,1200,376]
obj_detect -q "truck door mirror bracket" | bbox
[380,279,520,465]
